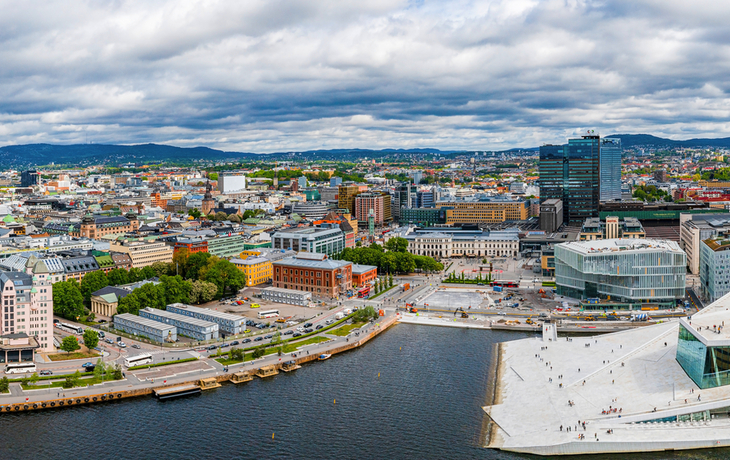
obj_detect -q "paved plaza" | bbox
[420,290,486,310]
[484,292,730,456]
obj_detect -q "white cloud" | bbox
[0,0,729,152]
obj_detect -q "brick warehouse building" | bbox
[272,252,352,298]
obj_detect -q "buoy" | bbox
[400,347,401,351]
[378,372,380,378]
[334,399,336,404]
[272,433,275,439]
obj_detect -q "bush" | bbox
[252,346,266,359]
[230,348,244,361]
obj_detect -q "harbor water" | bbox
[2,324,730,459]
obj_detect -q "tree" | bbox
[215,211,228,221]
[60,336,80,354]
[80,270,109,301]
[0,377,9,393]
[353,306,378,323]
[395,253,416,274]
[160,275,192,305]
[62,371,81,389]
[186,252,214,280]
[230,348,244,361]
[252,346,266,359]
[208,172,218,180]
[206,213,216,221]
[134,282,166,309]
[189,280,218,304]
[116,292,142,315]
[128,267,143,282]
[380,253,397,274]
[385,237,409,253]
[107,268,130,286]
[83,329,99,350]
[150,261,170,277]
[388,274,393,288]
[53,280,85,320]
[140,266,156,279]
[188,208,202,219]
[203,259,246,297]
[228,214,241,223]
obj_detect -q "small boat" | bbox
[318,354,332,361]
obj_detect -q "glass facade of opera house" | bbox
[677,324,730,389]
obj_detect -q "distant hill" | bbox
[607,134,730,149]
[0,144,449,167]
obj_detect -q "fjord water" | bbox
[1,324,730,460]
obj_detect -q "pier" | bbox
[0,313,399,413]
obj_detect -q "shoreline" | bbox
[0,315,400,413]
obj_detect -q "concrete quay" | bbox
[483,294,730,456]
[0,314,399,413]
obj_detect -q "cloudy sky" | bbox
[1,0,729,152]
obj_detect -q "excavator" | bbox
[454,307,469,318]
[406,303,418,313]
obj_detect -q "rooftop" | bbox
[560,238,682,255]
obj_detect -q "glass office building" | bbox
[555,239,686,308]
[600,138,622,202]
[539,135,601,225]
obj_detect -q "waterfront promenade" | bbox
[0,312,399,412]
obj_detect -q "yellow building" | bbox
[231,256,272,286]
[437,199,528,224]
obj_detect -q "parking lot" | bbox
[420,290,486,310]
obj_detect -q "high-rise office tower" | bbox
[566,135,600,225]
[539,135,601,225]
[538,145,566,204]
[600,138,622,202]
[20,170,40,187]
[393,182,414,221]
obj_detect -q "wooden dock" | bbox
[153,384,201,400]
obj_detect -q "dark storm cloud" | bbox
[1,0,730,151]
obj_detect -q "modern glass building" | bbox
[538,144,566,205]
[676,312,730,389]
[565,135,600,225]
[539,135,601,225]
[555,239,686,309]
[600,138,622,202]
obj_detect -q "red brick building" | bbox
[351,263,377,287]
[272,252,352,298]
[174,238,209,255]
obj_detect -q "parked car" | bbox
[283,330,293,335]
[231,341,240,346]
[304,328,314,333]
[207,345,218,350]
[316,324,324,330]
[292,332,302,338]
[131,344,141,349]
[242,338,252,344]
[303,322,313,328]
[39,370,53,376]
[82,362,93,368]
[254,337,263,342]
[221,343,230,348]
[264,335,273,339]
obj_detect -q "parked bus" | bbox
[5,362,37,374]
[257,310,280,319]
[491,280,519,288]
[124,353,153,368]
[58,322,84,334]
[357,285,371,298]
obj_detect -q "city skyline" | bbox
[2,1,730,152]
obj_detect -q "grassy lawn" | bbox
[21,374,121,390]
[128,357,197,371]
[215,336,332,365]
[47,351,100,362]
[329,322,365,336]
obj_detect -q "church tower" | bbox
[202,179,215,216]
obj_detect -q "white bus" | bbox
[58,322,84,334]
[124,353,153,368]
[257,309,279,319]
[5,363,37,374]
